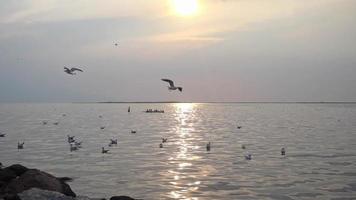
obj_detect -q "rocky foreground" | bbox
[0,163,137,200]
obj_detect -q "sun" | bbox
[171,0,199,17]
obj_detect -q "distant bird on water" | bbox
[0,133,5,137]
[64,67,83,75]
[245,154,252,160]
[206,142,211,151]
[17,142,24,149]
[281,147,286,156]
[102,147,109,154]
[161,79,183,92]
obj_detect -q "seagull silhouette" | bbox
[64,67,83,75]
[161,79,182,92]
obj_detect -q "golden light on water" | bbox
[171,0,199,17]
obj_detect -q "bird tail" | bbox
[178,87,183,92]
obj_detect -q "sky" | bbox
[0,0,355,102]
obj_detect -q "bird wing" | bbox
[178,87,183,92]
[64,67,70,70]
[71,68,83,72]
[161,79,175,87]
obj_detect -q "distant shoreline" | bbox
[74,101,356,104]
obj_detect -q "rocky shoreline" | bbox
[0,163,137,200]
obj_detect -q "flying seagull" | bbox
[161,79,182,92]
[64,67,83,75]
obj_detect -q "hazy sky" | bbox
[0,0,355,102]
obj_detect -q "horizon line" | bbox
[74,101,356,104]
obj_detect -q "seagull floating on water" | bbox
[64,67,83,75]
[102,147,109,154]
[131,130,136,134]
[100,126,105,130]
[17,142,24,149]
[67,135,75,143]
[70,143,78,151]
[206,142,211,151]
[281,147,286,156]
[245,154,252,160]
[161,79,183,92]
[109,139,117,146]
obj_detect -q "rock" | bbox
[0,169,16,182]
[18,188,74,200]
[110,196,136,200]
[5,164,29,176]
[4,169,76,197]
[2,193,20,200]
[18,188,97,200]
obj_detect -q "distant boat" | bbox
[145,109,164,113]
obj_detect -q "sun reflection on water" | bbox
[165,103,207,200]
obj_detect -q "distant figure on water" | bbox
[64,67,83,75]
[159,143,163,148]
[70,144,78,152]
[102,147,109,154]
[17,142,24,149]
[281,147,286,156]
[245,154,252,160]
[67,135,75,143]
[0,133,5,137]
[128,106,131,113]
[241,144,246,149]
[237,126,242,129]
[162,138,168,143]
[109,139,117,147]
[161,78,183,92]
[131,130,136,134]
[100,126,105,130]
[206,142,211,151]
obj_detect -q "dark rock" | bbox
[3,193,20,200]
[110,196,136,200]
[5,164,29,176]
[4,169,76,197]
[18,188,74,200]
[0,169,16,182]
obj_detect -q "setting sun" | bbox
[171,0,199,17]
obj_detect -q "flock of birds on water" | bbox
[0,111,287,160]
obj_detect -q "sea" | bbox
[0,103,356,200]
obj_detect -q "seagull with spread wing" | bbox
[64,67,83,75]
[161,78,183,92]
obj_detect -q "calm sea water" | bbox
[0,103,356,200]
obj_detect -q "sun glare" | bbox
[171,0,199,17]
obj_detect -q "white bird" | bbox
[64,67,83,75]
[161,79,183,92]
